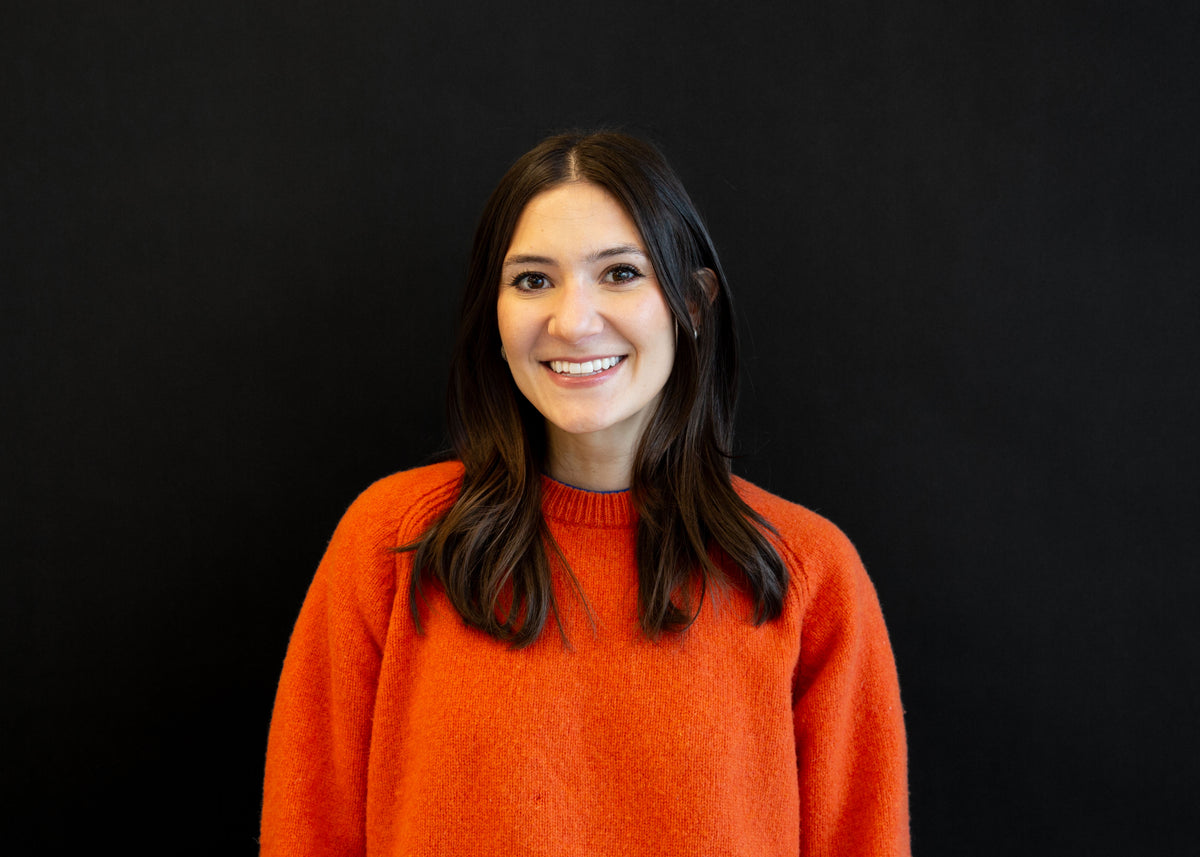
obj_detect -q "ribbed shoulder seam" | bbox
[732,476,860,614]
[340,462,464,636]
[350,460,464,551]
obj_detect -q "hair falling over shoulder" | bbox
[402,130,787,647]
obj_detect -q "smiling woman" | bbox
[260,131,911,857]
[497,181,677,488]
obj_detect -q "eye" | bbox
[604,264,643,285]
[510,271,550,291]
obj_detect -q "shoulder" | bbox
[733,476,860,564]
[731,475,867,600]
[336,460,464,549]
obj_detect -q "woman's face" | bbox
[496,181,676,454]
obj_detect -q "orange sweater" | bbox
[261,461,909,856]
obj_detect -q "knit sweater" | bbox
[261,461,909,856]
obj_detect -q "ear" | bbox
[688,267,719,329]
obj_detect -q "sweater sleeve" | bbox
[791,528,910,857]
[260,490,399,857]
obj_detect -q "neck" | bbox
[545,426,637,492]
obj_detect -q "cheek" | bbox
[641,294,677,355]
[495,299,523,351]
[496,300,542,393]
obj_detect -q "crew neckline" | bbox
[539,474,637,527]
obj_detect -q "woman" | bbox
[261,131,910,856]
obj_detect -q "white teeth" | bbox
[549,356,621,375]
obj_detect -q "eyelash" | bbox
[606,264,643,284]
[507,264,645,291]
[508,271,549,291]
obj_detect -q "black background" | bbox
[4,2,1197,854]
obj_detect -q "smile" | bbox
[546,356,625,376]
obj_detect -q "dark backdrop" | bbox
[4,2,1197,854]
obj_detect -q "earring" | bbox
[693,327,699,340]
[500,345,507,362]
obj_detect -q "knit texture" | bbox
[261,461,909,856]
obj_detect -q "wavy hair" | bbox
[407,131,786,646]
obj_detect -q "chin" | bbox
[549,417,617,436]
[544,407,652,441]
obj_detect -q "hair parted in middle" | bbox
[407,130,787,647]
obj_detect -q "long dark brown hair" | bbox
[407,131,786,646]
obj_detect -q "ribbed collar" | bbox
[539,474,638,528]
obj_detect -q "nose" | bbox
[546,280,604,342]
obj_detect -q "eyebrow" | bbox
[502,245,647,268]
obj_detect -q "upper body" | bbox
[262,130,910,855]
[261,460,909,856]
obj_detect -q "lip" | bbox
[541,355,626,387]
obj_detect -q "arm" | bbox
[260,495,398,857]
[792,532,910,857]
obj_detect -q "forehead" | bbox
[507,182,644,256]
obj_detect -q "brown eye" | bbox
[513,272,549,290]
[606,265,641,284]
